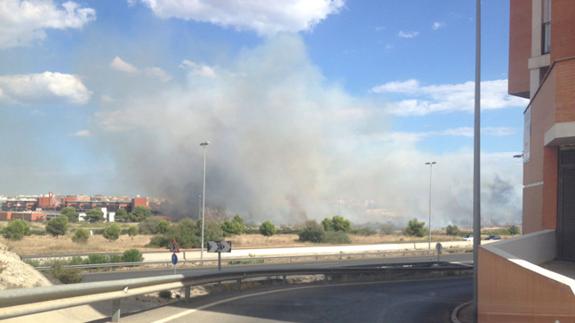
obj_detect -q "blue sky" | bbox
[0,0,526,224]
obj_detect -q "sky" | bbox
[0,0,528,226]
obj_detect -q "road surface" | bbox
[118,276,472,323]
[82,253,472,282]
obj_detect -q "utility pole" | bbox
[425,161,437,252]
[473,0,481,321]
[200,141,209,264]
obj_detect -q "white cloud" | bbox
[0,0,95,49]
[132,0,344,36]
[0,72,91,104]
[109,56,171,82]
[72,129,91,137]
[431,21,446,31]
[374,127,515,144]
[371,79,528,116]
[398,30,419,39]
[110,56,138,74]
[179,59,216,78]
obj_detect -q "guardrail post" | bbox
[236,278,242,291]
[184,286,191,302]
[111,299,121,322]
[283,275,287,285]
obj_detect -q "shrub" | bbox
[508,225,520,235]
[130,206,152,222]
[323,231,351,244]
[103,223,121,241]
[2,219,30,240]
[138,217,170,234]
[404,219,426,237]
[122,249,143,262]
[298,221,325,243]
[204,221,224,241]
[46,216,68,237]
[221,215,245,236]
[127,226,138,239]
[322,216,351,232]
[72,228,90,243]
[350,227,377,236]
[60,207,78,223]
[115,208,129,222]
[446,224,460,236]
[87,254,109,264]
[259,221,276,236]
[380,222,395,235]
[85,208,104,223]
[52,263,82,284]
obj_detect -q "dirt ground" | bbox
[0,233,465,256]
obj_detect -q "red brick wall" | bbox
[508,0,532,97]
[551,0,575,62]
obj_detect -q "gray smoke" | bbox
[93,35,522,226]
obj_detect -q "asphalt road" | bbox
[82,253,472,282]
[119,276,472,323]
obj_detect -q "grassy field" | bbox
[0,232,466,256]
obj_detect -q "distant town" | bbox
[0,193,158,223]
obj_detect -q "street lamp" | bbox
[200,141,209,263]
[425,161,437,252]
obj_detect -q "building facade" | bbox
[478,0,575,321]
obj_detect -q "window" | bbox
[542,0,551,54]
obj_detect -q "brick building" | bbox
[478,0,575,321]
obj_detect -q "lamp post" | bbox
[473,0,481,321]
[425,161,437,252]
[200,141,209,264]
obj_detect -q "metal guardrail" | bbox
[30,248,471,271]
[0,263,472,321]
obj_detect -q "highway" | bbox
[118,276,472,323]
[82,253,472,282]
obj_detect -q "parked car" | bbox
[486,235,502,240]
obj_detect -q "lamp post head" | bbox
[200,141,209,147]
[513,154,523,158]
[425,161,437,165]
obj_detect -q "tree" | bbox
[130,206,152,222]
[46,216,68,237]
[85,208,104,223]
[446,224,460,236]
[2,219,30,240]
[404,219,426,237]
[259,221,277,236]
[138,217,170,234]
[103,223,121,241]
[298,221,325,243]
[508,225,520,235]
[127,226,138,239]
[321,216,351,232]
[221,215,246,236]
[60,207,78,223]
[72,228,90,243]
[115,208,129,222]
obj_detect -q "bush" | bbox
[259,221,276,236]
[46,216,68,237]
[2,219,30,240]
[350,227,377,236]
[380,222,395,235]
[87,254,109,264]
[127,226,138,239]
[446,224,460,236]
[115,208,129,222]
[60,207,78,223]
[298,221,325,243]
[103,223,121,241]
[138,217,170,234]
[221,215,246,236]
[52,263,82,284]
[322,216,351,232]
[322,231,351,244]
[404,219,427,237]
[204,221,224,241]
[508,225,520,235]
[130,206,152,222]
[72,228,90,243]
[122,249,143,262]
[85,208,104,223]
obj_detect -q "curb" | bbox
[451,301,472,323]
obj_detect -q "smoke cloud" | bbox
[94,35,522,226]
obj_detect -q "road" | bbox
[118,277,472,323]
[82,253,472,282]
